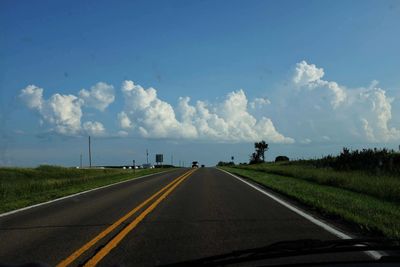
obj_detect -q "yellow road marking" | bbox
[84,168,194,266]
[57,169,195,267]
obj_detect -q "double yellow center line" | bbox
[57,168,196,267]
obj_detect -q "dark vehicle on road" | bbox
[192,161,199,168]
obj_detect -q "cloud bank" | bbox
[19,61,400,144]
[118,81,293,143]
[19,82,114,136]
[292,61,400,142]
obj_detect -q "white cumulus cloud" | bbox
[290,61,400,142]
[121,80,187,138]
[21,62,398,144]
[356,86,400,142]
[293,60,346,108]
[79,82,115,111]
[20,83,108,136]
[83,121,105,136]
[20,87,84,135]
[293,61,324,86]
[117,111,133,129]
[42,94,83,135]
[20,85,44,109]
[118,81,293,143]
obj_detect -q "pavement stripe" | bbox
[57,169,195,267]
[0,169,175,218]
[218,168,383,260]
[83,169,196,266]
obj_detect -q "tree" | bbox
[249,140,269,164]
[249,152,260,164]
[255,140,268,162]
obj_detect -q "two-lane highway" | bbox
[0,168,191,266]
[0,168,369,266]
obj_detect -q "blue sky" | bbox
[1,0,400,167]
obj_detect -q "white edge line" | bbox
[0,169,176,218]
[217,168,383,260]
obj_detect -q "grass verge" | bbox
[220,166,400,239]
[0,165,174,214]
[235,162,400,203]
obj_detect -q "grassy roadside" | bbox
[0,166,175,214]
[220,166,400,239]
[235,162,400,203]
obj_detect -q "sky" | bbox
[1,0,400,167]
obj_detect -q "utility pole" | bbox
[133,159,136,174]
[146,149,149,164]
[80,153,82,168]
[88,136,92,168]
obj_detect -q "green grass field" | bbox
[0,165,173,213]
[235,162,400,203]
[220,164,400,238]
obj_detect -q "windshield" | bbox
[1,0,400,266]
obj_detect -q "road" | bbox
[0,167,370,266]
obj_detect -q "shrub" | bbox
[275,156,289,162]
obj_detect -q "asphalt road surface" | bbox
[0,168,371,266]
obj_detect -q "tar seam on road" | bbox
[217,168,383,260]
[0,169,175,219]
[57,168,196,267]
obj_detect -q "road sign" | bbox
[156,154,163,163]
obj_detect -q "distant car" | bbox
[192,161,199,168]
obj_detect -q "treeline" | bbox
[216,161,235,167]
[306,147,400,174]
[217,140,400,175]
